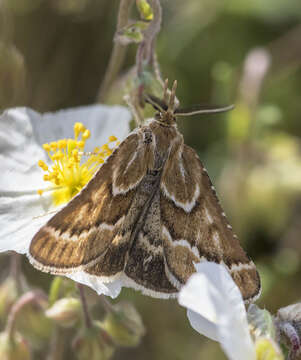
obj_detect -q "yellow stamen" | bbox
[67,139,77,154]
[43,143,50,151]
[77,141,85,149]
[109,135,117,142]
[52,151,63,160]
[58,139,67,149]
[38,123,118,206]
[82,129,90,140]
[38,160,48,171]
[50,142,58,151]
[101,144,110,151]
[74,122,85,139]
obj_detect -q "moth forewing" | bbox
[28,132,147,275]
[159,135,260,302]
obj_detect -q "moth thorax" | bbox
[156,110,176,125]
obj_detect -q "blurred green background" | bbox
[1,0,301,359]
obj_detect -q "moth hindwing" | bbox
[29,80,260,302]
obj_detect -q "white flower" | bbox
[178,262,256,360]
[0,105,131,298]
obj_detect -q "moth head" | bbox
[145,79,179,126]
[145,78,235,125]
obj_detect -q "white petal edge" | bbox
[186,309,219,342]
[67,272,123,299]
[0,192,60,254]
[29,105,131,151]
[178,262,256,360]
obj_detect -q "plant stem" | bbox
[49,276,63,306]
[6,290,47,339]
[0,2,14,44]
[77,284,92,329]
[9,252,22,292]
[47,327,64,360]
[136,0,162,77]
[99,295,115,314]
[133,0,163,119]
[97,0,134,102]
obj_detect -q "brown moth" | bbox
[28,80,260,302]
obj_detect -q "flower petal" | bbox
[0,107,56,253]
[29,105,131,151]
[68,272,123,299]
[0,108,48,192]
[178,262,255,360]
[186,309,219,342]
[0,192,61,253]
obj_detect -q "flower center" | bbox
[37,122,119,206]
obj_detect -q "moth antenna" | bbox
[163,78,169,105]
[144,94,167,112]
[175,104,235,116]
[168,80,177,112]
[32,209,60,219]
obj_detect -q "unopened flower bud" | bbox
[72,321,115,360]
[0,331,31,360]
[45,297,81,328]
[0,278,19,323]
[248,304,276,340]
[136,0,154,20]
[16,301,53,350]
[100,302,145,347]
[275,303,301,359]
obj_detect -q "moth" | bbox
[29,80,260,302]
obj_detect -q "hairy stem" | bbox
[0,3,14,44]
[47,327,64,360]
[6,290,47,339]
[9,252,22,292]
[77,284,92,329]
[99,295,115,314]
[97,0,134,102]
[136,0,162,77]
